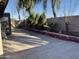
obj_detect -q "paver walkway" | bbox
[3,29,79,59]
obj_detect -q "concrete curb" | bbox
[25,29,79,43]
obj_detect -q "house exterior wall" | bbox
[0,22,3,56]
[0,17,11,56]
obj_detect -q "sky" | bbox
[5,0,79,20]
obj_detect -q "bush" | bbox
[48,23,59,32]
[26,13,48,30]
[35,13,48,30]
[25,13,59,32]
[26,13,37,28]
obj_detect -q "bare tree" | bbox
[62,0,79,34]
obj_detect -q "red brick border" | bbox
[25,29,79,43]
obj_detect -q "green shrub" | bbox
[48,23,58,32]
[26,13,36,28]
[26,13,58,32]
[26,13,48,30]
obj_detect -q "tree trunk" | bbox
[65,22,69,34]
[51,0,56,17]
[16,7,20,21]
[28,9,32,15]
[52,8,56,17]
[17,10,20,21]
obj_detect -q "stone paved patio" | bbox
[3,29,79,59]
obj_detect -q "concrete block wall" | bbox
[48,15,79,33]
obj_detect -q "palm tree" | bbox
[16,6,20,21]
[52,0,60,17]
[17,0,60,17]
[51,0,56,17]
[17,0,42,15]
[42,0,60,17]
[42,0,47,14]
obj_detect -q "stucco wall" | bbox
[0,22,3,56]
[48,16,79,32]
[0,18,3,57]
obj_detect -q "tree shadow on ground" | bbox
[3,29,63,59]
